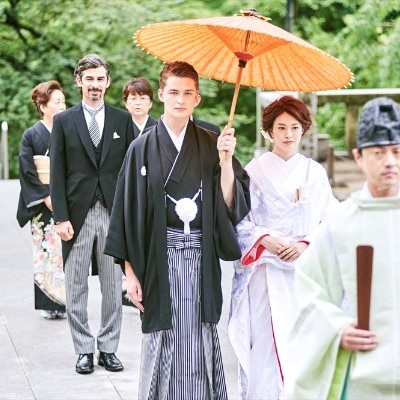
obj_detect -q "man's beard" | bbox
[88,90,102,101]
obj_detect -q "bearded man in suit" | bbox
[50,54,134,374]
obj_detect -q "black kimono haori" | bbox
[105,120,250,332]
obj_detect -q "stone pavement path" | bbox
[0,180,239,400]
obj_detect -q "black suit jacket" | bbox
[133,114,157,139]
[17,121,51,227]
[50,102,134,262]
[193,118,220,135]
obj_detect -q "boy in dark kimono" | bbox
[105,61,250,399]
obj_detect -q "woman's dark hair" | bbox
[31,80,64,117]
[262,95,312,137]
[123,77,154,102]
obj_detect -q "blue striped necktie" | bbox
[83,104,104,147]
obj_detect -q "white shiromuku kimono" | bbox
[228,151,338,399]
[284,184,400,400]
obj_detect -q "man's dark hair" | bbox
[159,61,199,90]
[74,54,110,80]
[123,77,154,102]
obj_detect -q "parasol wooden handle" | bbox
[356,245,373,330]
[219,65,244,167]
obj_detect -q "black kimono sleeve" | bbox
[104,150,130,268]
[17,124,50,227]
[213,156,251,261]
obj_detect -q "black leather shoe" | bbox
[76,353,94,374]
[98,352,124,372]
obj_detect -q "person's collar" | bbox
[82,101,104,111]
[360,183,374,198]
[160,115,187,151]
[40,119,51,132]
[133,115,149,130]
[360,181,400,198]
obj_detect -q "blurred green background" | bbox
[1,0,399,177]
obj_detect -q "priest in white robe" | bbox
[284,97,400,399]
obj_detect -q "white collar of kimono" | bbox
[161,115,188,152]
[133,115,149,136]
[270,151,301,165]
[360,183,374,199]
[360,182,400,199]
[40,119,51,133]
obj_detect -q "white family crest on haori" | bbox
[166,182,202,234]
[141,166,147,176]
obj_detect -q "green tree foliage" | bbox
[1,0,400,177]
[304,0,400,148]
[0,0,248,177]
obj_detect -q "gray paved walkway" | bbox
[0,180,239,400]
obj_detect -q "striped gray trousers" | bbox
[64,202,122,355]
[139,228,227,400]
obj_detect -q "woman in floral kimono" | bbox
[17,81,66,319]
[228,96,338,399]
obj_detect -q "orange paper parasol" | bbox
[135,8,353,162]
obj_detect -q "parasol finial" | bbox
[238,8,271,22]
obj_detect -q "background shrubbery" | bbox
[1,0,399,177]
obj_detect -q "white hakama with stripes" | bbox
[139,228,227,400]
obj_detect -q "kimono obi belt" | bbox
[33,155,50,185]
[167,227,202,250]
